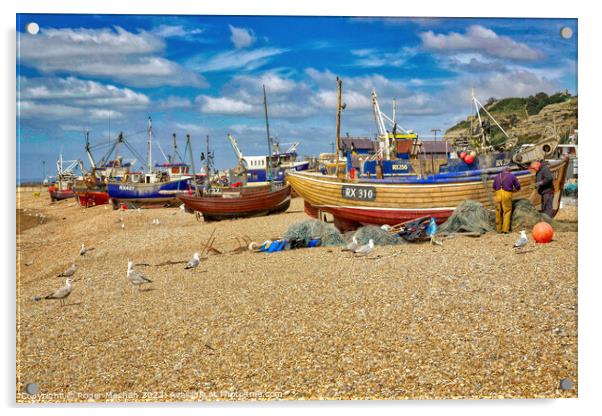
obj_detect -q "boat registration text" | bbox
[341,185,376,201]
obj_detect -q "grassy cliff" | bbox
[445,92,578,144]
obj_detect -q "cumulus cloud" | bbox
[158,96,193,109]
[19,26,207,88]
[196,95,256,115]
[229,25,256,49]
[420,25,543,61]
[18,76,149,120]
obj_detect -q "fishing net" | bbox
[283,219,346,247]
[437,200,495,235]
[510,199,549,231]
[354,225,405,246]
[510,199,576,231]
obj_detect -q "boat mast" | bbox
[336,77,342,176]
[263,85,274,185]
[186,134,199,195]
[147,116,153,174]
[172,133,179,164]
[84,129,96,169]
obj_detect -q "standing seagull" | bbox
[79,243,87,256]
[513,230,528,248]
[354,239,375,256]
[45,278,73,306]
[127,260,152,290]
[58,264,77,278]
[342,235,360,252]
[185,252,200,269]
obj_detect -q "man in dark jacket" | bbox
[534,160,555,217]
[492,166,521,233]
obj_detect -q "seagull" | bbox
[44,278,73,306]
[152,218,160,225]
[513,230,528,248]
[354,239,375,255]
[58,264,77,277]
[120,223,125,230]
[127,260,152,290]
[342,235,360,252]
[79,243,87,256]
[185,252,200,269]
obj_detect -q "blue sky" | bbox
[16,15,577,181]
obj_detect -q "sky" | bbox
[16,15,577,181]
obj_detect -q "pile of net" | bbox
[510,199,549,231]
[510,199,575,231]
[354,225,405,246]
[437,200,494,235]
[283,219,346,247]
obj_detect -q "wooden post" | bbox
[335,77,342,178]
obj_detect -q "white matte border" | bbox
[3,1,600,415]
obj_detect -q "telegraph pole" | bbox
[335,77,342,177]
[430,128,441,173]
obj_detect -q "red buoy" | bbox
[459,151,467,160]
[533,221,554,243]
[464,154,475,164]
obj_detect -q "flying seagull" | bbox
[342,235,360,252]
[58,264,77,277]
[45,278,73,306]
[354,239,375,255]
[513,230,528,248]
[79,243,87,256]
[127,260,152,290]
[185,252,201,269]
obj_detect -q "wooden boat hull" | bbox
[177,185,291,221]
[48,187,75,202]
[75,190,110,207]
[287,158,569,231]
[107,177,191,208]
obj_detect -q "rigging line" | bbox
[121,140,148,167]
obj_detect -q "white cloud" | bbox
[158,96,193,109]
[19,26,207,88]
[229,25,256,49]
[188,47,287,73]
[18,76,149,120]
[174,122,206,135]
[231,71,296,94]
[350,47,417,68]
[420,25,543,61]
[196,95,256,115]
[153,24,204,40]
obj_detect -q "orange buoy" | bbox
[533,221,554,243]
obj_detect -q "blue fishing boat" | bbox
[107,118,194,208]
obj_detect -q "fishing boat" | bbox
[74,131,132,207]
[177,183,291,221]
[287,161,568,231]
[106,118,194,209]
[287,80,570,231]
[48,154,79,202]
[179,85,292,221]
